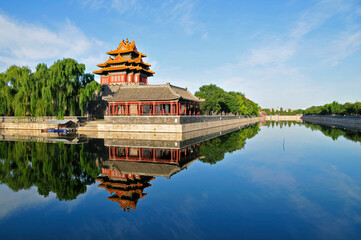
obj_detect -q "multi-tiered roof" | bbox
[93,39,154,85]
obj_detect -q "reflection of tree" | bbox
[263,121,361,143]
[304,123,361,143]
[199,124,260,164]
[0,140,104,200]
[263,121,302,128]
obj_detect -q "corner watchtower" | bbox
[93,39,154,85]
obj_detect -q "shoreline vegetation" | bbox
[0,58,100,118]
[195,84,260,116]
[263,101,361,116]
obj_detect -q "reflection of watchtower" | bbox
[108,144,200,165]
[96,139,201,212]
[96,172,154,212]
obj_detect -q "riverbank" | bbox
[0,115,264,141]
[78,116,264,133]
[302,115,361,131]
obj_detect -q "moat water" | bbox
[0,122,361,240]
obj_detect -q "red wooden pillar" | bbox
[108,103,111,116]
[153,102,155,116]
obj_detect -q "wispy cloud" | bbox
[0,14,105,72]
[213,0,361,108]
[81,0,139,14]
[322,30,361,66]
[81,0,207,36]
[164,0,198,35]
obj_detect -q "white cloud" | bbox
[0,14,105,73]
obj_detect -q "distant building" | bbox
[259,111,267,116]
[93,39,204,116]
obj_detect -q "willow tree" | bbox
[49,59,85,118]
[0,72,13,115]
[0,58,100,117]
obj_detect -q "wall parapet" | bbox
[104,115,258,125]
[302,115,361,131]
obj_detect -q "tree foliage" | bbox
[195,84,260,116]
[304,101,361,116]
[0,59,100,117]
[262,108,304,115]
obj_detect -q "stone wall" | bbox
[91,116,264,133]
[0,122,58,130]
[265,115,303,122]
[302,115,361,131]
[0,116,87,123]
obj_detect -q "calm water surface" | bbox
[0,122,361,239]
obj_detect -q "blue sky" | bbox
[0,0,360,109]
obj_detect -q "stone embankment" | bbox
[0,116,87,130]
[302,115,361,131]
[78,115,264,133]
[265,115,302,122]
[0,115,265,134]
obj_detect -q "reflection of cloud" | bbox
[55,183,102,214]
[247,166,296,189]
[0,185,55,220]
[234,150,361,238]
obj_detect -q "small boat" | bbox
[41,128,76,133]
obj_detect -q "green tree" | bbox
[0,58,100,117]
